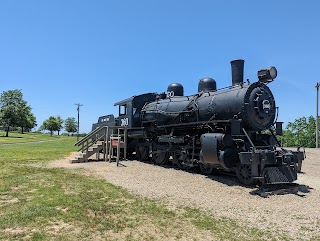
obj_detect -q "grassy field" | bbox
[0,131,70,144]
[0,133,291,240]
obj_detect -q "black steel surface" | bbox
[88,59,304,185]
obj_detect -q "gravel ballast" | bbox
[49,148,320,240]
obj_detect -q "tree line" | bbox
[39,116,78,136]
[0,89,78,137]
[280,116,319,148]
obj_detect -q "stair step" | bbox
[88,146,103,152]
[70,158,84,163]
[70,147,106,163]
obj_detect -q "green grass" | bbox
[0,131,70,144]
[0,132,302,240]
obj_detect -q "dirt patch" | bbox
[48,149,320,240]
[0,196,19,207]
[46,220,81,236]
[4,227,30,235]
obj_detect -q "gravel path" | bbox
[49,148,320,240]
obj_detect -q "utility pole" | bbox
[75,103,83,141]
[316,83,320,148]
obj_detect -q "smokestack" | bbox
[230,59,244,86]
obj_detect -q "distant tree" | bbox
[24,112,37,132]
[280,129,295,147]
[280,116,318,148]
[56,116,64,135]
[41,116,60,136]
[64,117,77,135]
[17,104,37,133]
[0,89,35,137]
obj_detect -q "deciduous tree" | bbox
[0,89,36,137]
[18,104,37,133]
[41,116,60,136]
[56,116,64,135]
[64,117,77,135]
[280,116,318,148]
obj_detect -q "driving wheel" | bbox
[153,151,169,165]
[136,144,149,161]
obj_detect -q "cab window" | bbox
[133,108,137,115]
[119,105,127,115]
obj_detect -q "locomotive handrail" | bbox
[74,126,105,146]
[156,120,232,128]
[75,126,108,154]
[168,94,200,124]
[75,126,128,148]
[242,128,256,151]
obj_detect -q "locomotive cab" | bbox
[114,93,158,128]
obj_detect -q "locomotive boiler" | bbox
[92,59,304,185]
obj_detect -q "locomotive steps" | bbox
[70,141,104,163]
[70,126,127,164]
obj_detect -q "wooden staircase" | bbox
[70,126,127,164]
[70,141,104,163]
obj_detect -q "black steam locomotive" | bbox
[93,60,304,185]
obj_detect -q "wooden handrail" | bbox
[74,126,128,151]
[74,126,104,146]
[72,125,128,163]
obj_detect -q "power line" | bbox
[316,83,319,148]
[75,103,83,141]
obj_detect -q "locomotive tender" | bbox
[93,60,304,185]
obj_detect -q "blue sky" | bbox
[1,0,319,133]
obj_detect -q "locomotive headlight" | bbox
[257,66,277,83]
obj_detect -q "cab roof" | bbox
[114,93,157,107]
